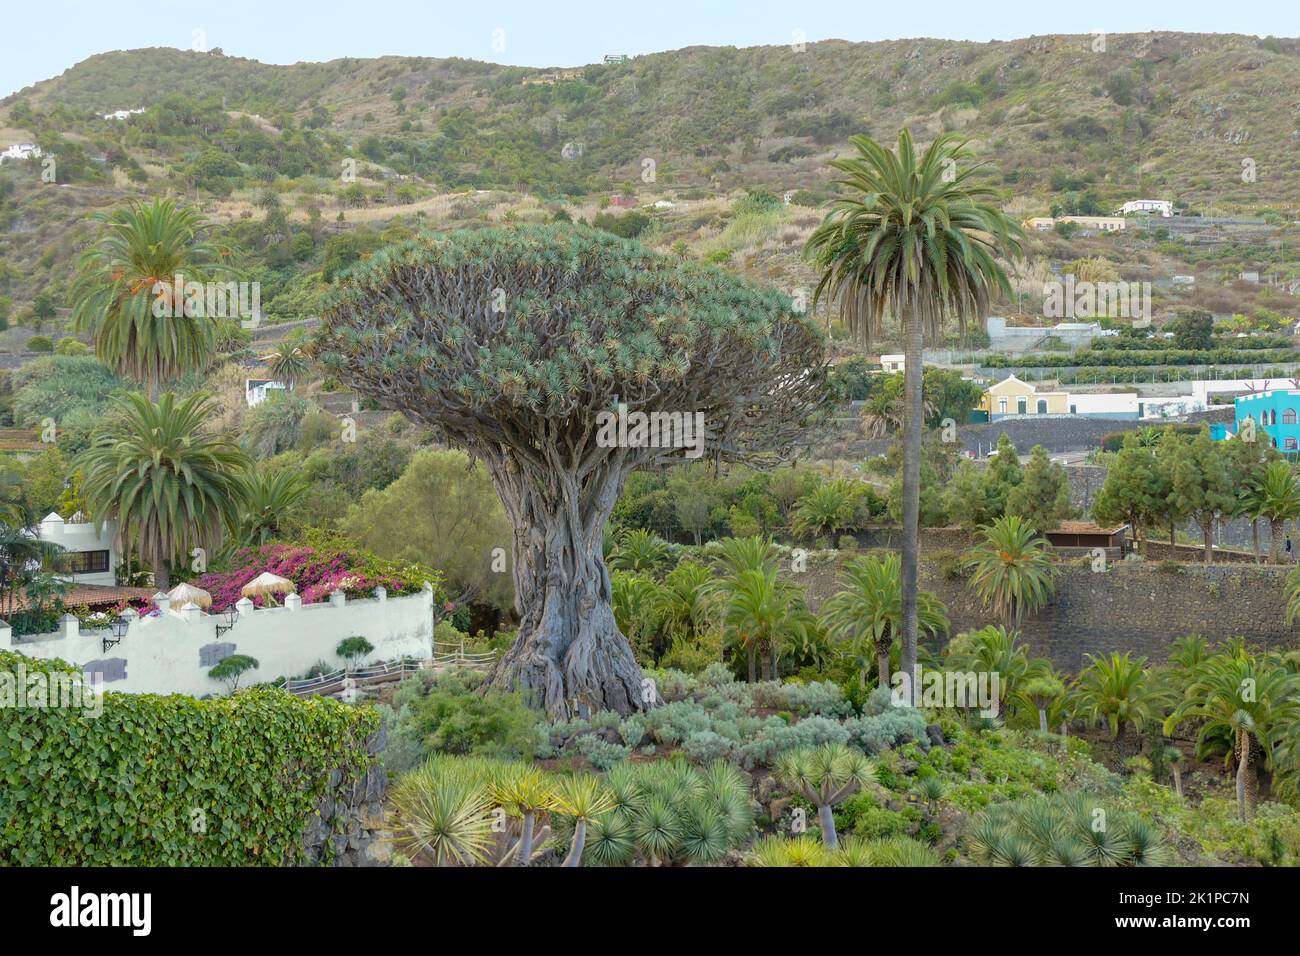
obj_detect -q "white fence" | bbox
[1,584,436,698]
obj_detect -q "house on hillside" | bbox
[1117,199,1174,217]
[0,143,41,162]
[245,378,289,407]
[37,513,120,587]
[608,195,638,208]
[1212,388,1300,451]
[879,354,905,374]
[1044,521,1130,557]
[979,375,1069,419]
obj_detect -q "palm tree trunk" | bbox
[876,644,890,689]
[1172,765,1183,799]
[747,644,757,684]
[1038,707,1048,734]
[153,560,170,592]
[1201,518,1213,565]
[1253,519,1261,564]
[899,302,923,705]
[1270,517,1284,563]
[1236,728,1250,823]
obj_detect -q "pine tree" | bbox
[1006,445,1073,531]
[1169,430,1236,565]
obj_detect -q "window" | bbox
[65,550,110,574]
[1037,400,1048,414]
[1284,409,1297,424]
[1017,398,1027,414]
[1286,438,1298,451]
[1272,410,1278,425]
[998,398,1008,413]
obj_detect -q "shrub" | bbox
[576,735,631,770]
[25,335,53,352]
[682,730,735,765]
[0,652,376,865]
[844,707,930,755]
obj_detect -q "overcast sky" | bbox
[3,0,1299,99]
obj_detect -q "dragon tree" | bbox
[314,225,827,717]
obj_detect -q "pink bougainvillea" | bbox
[193,540,441,612]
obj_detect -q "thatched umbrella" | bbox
[167,582,212,610]
[241,572,296,606]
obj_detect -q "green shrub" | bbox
[25,335,53,352]
[0,651,376,865]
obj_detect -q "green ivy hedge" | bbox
[0,651,378,866]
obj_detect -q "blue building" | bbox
[1211,389,1300,451]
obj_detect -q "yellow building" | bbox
[980,374,1070,419]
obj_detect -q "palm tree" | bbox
[650,559,714,641]
[822,553,948,688]
[790,479,860,541]
[75,392,250,590]
[608,527,671,573]
[965,515,1056,626]
[773,744,876,848]
[1072,652,1157,753]
[238,469,308,545]
[1251,461,1300,562]
[1164,651,1300,822]
[718,565,811,682]
[70,197,227,399]
[806,130,1024,703]
[944,624,1042,714]
[859,389,937,439]
[263,340,311,390]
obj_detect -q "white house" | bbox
[0,143,42,162]
[37,513,120,587]
[102,108,145,121]
[880,354,905,374]
[245,378,289,407]
[1118,199,1174,217]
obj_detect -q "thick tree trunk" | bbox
[1253,519,1261,564]
[483,459,645,719]
[899,304,923,705]
[1201,517,1214,565]
[153,560,170,592]
[876,642,890,689]
[563,819,587,867]
[747,644,757,684]
[1270,518,1284,563]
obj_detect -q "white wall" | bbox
[1,585,435,697]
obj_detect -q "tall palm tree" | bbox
[965,515,1057,626]
[263,340,312,390]
[822,553,948,688]
[1164,651,1300,822]
[650,559,714,641]
[75,392,250,590]
[70,197,227,399]
[805,130,1024,702]
[237,469,308,545]
[1250,461,1300,562]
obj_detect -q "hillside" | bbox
[2,32,1300,346]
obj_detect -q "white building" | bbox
[37,513,120,587]
[245,378,289,407]
[0,143,42,162]
[879,354,905,374]
[1118,199,1174,217]
[102,108,145,121]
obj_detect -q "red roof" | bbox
[8,583,157,612]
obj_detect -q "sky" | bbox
[3,0,1299,99]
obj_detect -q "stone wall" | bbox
[302,723,391,867]
[798,549,1299,673]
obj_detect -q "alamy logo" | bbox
[890,666,1001,718]
[0,664,102,717]
[49,886,151,936]
[595,401,706,459]
[150,273,260,322]
[1042,276,1151,323]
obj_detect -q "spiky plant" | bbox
[790,479,859,540]
[492,764,559,866]
[650,559,715,641]
[1072,652,1157,752]
[551,774,617,867]
[608,527,672,573]
[746,834,832,867]
[966,793,1173,867]
[773,744,876,848]
[263,340,311,389]
[391,756,495,867]
[237,468,308,545]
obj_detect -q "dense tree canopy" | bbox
[314,225,829,716]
